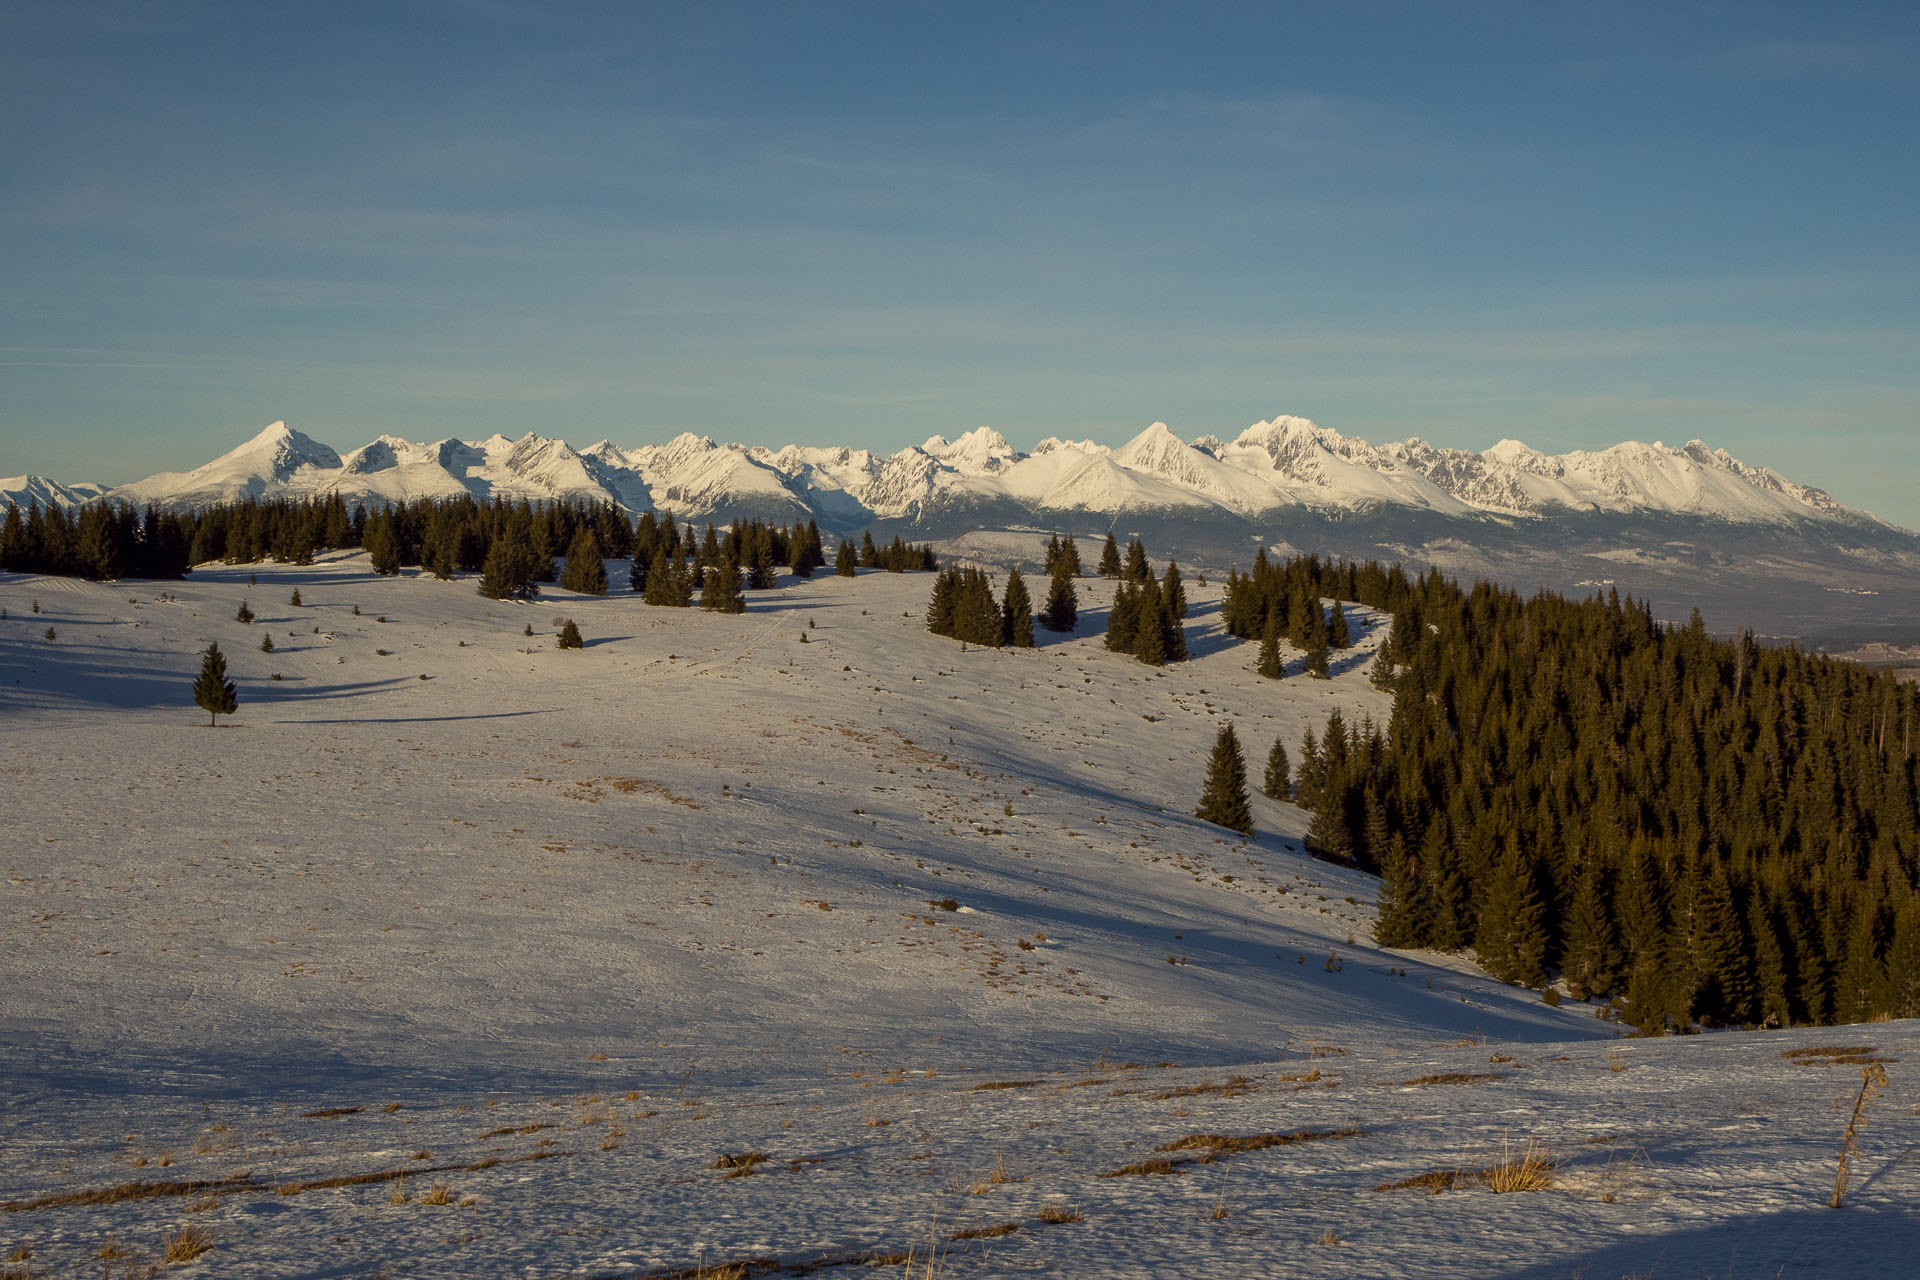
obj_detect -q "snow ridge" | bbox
[7,417,1888,532]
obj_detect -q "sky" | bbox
[1,1,1916,524]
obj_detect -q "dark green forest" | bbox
[0,496,933,602]
[1272,557,1920,1032]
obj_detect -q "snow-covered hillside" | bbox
[2,558,1913,1278]
[48,416,1890,532]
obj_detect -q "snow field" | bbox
[1,557,1914,1277]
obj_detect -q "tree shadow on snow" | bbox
[1491,1206,1920,1280]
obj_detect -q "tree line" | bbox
[1287,569,1920,1031]
[1,496,935,602]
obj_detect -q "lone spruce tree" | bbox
[556,619,584,649]
[1196,722,1254,836]
[193,641,239,727]
[1098,533,1121,578]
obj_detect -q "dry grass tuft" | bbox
[162,1225,212,1264]
[969,1080,1039,1092]
[1313,1227,1345,1246]
[714,1151,769,1171]
[1481,1137,1557,1193]
[97,1241,129,1261]
[417,1185,454,1206]
[1376,1137,1557,1195]
[299,1107,361,1119]
[1035,1204,1082,1225]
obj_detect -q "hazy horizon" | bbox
[3,2,1915,523]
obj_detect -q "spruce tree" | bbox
[1122,537,1150,584]
[701,556,746,613]
[478,527,539,601]
[559,529,609,595]
[1196,722,1254,836]
[1039,562,1078,633]
[364,513,401,575]
[1060,534,1082,577]
[193,641,239,727]
[836,540,857,576]
[289,588,302,607]
[1257,607,1282,679]
[261,634,274,653]
[1475,838,1548,986]
[927,569,957,637]
[1262,738,1291,800]
[1329,600,1351,648]
[1098,533,1121,578]
[1001,567,1035,648]
[1304,627,1331,679]
[1563,863,1622,999]
[556,619,584,649]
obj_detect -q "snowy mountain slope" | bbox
[106,420,344,507]
[67,417,1895,534]
[2,559,1913,1279]
[0,474,107,511]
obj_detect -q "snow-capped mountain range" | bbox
[11,416,1887,532]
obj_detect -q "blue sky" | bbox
[2,1,1916,524]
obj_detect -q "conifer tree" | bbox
[236,600,254,624]
[1304,627,1331,678]
[1001,567,1035,648]
[261,634,274,653]
[1122,537,1150,584]
[1039,561,1078,633]
[927,569,957,636]
[559,529,609,595]
[1262,738,1291,800]
[1042,534,1063,576]
[289,588,302,607]
[1329,600,1350,648]
[1105,583,1139,653]
[701,555,746,613]
[1060,534,1083,577]
[364,512,401,575]
[860,529,879,568]
[1098,533,1121,578]
[1161,562,1188,661]
[1563,863,1622,999]
[1476,838,1548,985]
[478,526,539,601]
[1196,722,1254,836]
[836,540,857,576]
[556,619,584,649]
[1257,606,1282,679]
[193,641,238,727]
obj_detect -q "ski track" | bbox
[1,556,1915,1278]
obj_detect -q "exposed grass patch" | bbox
[1395,1072,1505,1088]
[1099,1157,1186,1178]
[299,1107,362,1119]
[1151,1075,1254,1100]
[949,1223,1021,1241]
[1155,1127,1367,1159]
[969,1080,1039,1092]
[1035,1204,1083,1224]
[1782,1046,1895,1067]
[417,1185,455,1206]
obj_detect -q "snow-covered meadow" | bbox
[2,557,1914,1278]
